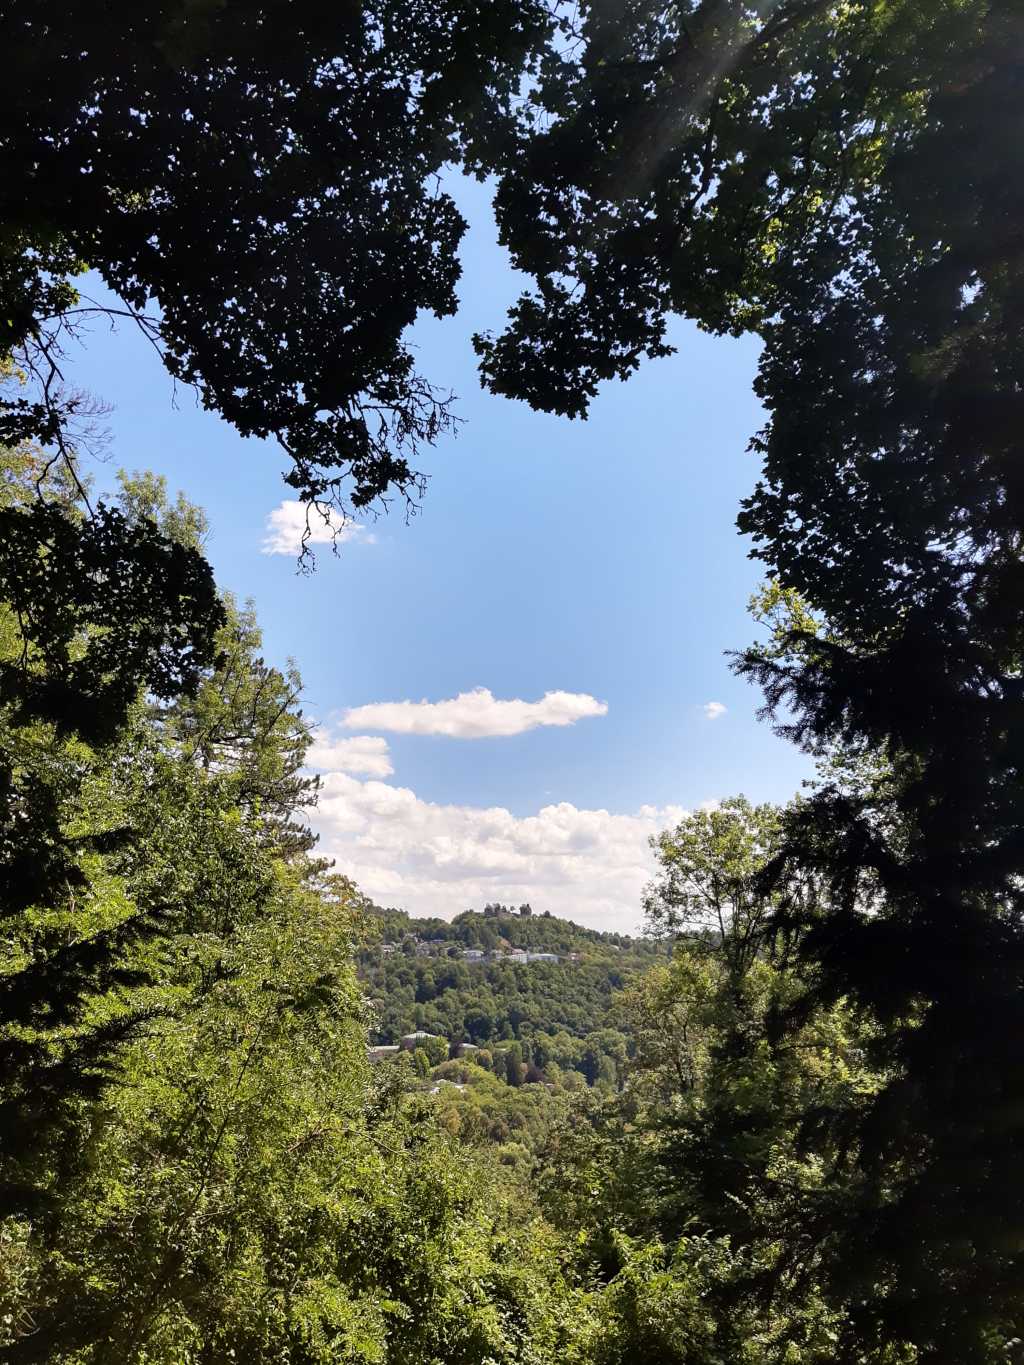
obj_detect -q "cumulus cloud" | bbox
[262,499,375,556]
[306,731,393,778]
[308,768,686,932]
[342,687,608,739]
[703,701,728,720]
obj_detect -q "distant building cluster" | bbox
[377,937,581,965]
[367,1031,481,1063]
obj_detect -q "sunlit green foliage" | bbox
[0,463,586,1364]
[537,799,931,1364]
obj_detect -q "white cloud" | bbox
[262,500,376,556]
[703,701,727,720]
[306,732,393,778]
[308,769,686,933]
[342,687,608,739]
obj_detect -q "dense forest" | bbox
[3,0,1023,1361]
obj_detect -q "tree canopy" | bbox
[1,0,554,516]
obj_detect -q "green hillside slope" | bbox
[357,904,664,1049]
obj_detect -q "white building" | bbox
[400,1030,439,1050]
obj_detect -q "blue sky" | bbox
[68,174,810,931]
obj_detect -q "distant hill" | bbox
[360,903,654,958]
[356,903,665,1054]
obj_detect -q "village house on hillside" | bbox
[400,1030,439,1050]
[495,948,563,963]
[367,1044,400,1062]
[428,1080,465,1094]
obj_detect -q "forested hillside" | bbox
[354,906,660,1148]
[362,903,649,954]
[358,905,663,1047]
